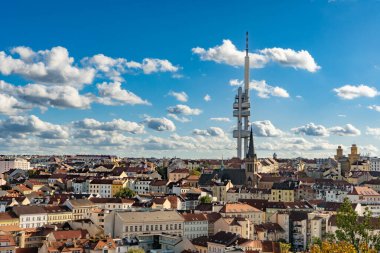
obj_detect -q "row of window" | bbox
[125,223,182,232]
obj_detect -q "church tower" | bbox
[245,127,259,187]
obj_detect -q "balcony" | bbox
[233,102,250,109]
[233,110,250,117]
[233,130,251,138]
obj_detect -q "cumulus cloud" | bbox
[0,93,30,115]
[167,113,191,123]
[329,124,361,136]
[333,85,379,99]
[258,137,336,152]
[144,117,176,132]
[210,117,231,122]
[259,47,320,72]
[368,105,380,112]
[229,79,289,98]
[292,123,361,136]
[192,39,320,72]
[167,104,202,115]
[366,127,380,138]
[250,80,289,98]
[0,46,178,115]
[204,94,211,102]
[229,79,243,86]
[292,123,329,136]
[0,115,69,139]
[16,84,92,109]
[73,118,145,134]
[168,91,188,102]
[0,46,95,88]
[193,127,226,138]
[251,120,283,137]
[97,82,150,105]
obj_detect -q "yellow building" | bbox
[0,212,19,227]
[219,202,265,225]
[270,181,297,202]
[44,206,73,224]
[111,180,126,197]
[211,180,233,202]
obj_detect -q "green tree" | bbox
[127,247,144,253]
[115,187,136,198]
[200,195,212,203]
[335,198,380,252]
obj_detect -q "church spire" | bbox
[246,127,255,158]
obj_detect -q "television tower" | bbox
[233,32,251,159]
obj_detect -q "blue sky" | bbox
[0,0,380,158]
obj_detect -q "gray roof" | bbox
[116,210,184,223]
[199,168,246,186]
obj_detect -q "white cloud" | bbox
[204,94,211,102]
[167,104,202,115]
[192,40,268,68]
[0,93,29,115]
[259,47,320,72]
[333,85,379,99]
[0,46,95,88]
[368,105,380,112]
[292,123,361,136]
[258,137,336,152]
[97,82,150,105]
[229,79,289,98]
[229,79,243,86]
[168,91,188,102]
[82,54,127,82]
[193,127,226,138]
[366,127,380,138]
[73,118,145,134]
[192,39,320,72]
[329,124,361,136]
[251,120,283,137]
[0,115,69,139]
[250,80,290,98]
[167,113,191,123]
[210,117,231,122]
[292,123,329,136]
[140,58,179,74]
[144,117,176,132]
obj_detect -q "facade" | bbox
[182,213,208,240]
[270,181,297,202]
[0,158,30,174]
[105,210,184,238]
[64,199,96,220]
[44,205,73,225]
[370,157,380,172]
[0,234,16,253]
[12,206,47,228]
[219,202,264,225]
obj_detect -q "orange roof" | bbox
[220,202,262,213]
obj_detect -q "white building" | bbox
[0,158,30,174]
[12,206,47,228]
[133,179,152,195]
[182,213,208,240]
[72,178,90,193]
[370,157,380,172]
[105,210,184,238]
[89,179,113,197]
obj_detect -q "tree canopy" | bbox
[115,187,136,198]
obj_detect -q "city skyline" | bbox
[1,0,380,158]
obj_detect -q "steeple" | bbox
[246,127,255,159]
